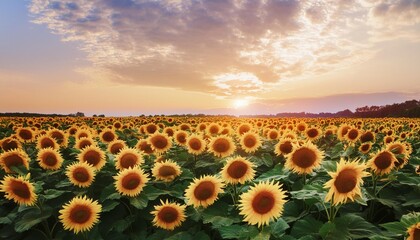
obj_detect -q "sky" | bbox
[0,0,419,116]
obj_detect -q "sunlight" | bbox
[233,99,249,109]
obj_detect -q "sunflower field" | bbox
[0,116,419,240]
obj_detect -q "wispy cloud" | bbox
[28,0,418,98]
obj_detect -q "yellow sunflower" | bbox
[206,123,221,135]
[136,139,155,155]
[147,132,173,154]
[305,127,322,141]
[107,139,126,155]
[0,137,21,152]
[238,181,287,227]
[345,127,360,143]
[237,123,253,136]
[359,142,372,154]
[114,167,149,197]
[274,138,295,156]
[185,175,224,208]
[48,129,68,147]
[59,195,102,234]
[174,130,188,146]
[75,128,93,140]
[221,156,255,184]
[337,124,351,141]
[151,200,186,230]
[239,132,261,153]
[186,134,207,155]
[66,162,96,188]
[152,159,182,182]
[324,159,369,206]
[74,137,96,150]
[99,129,117,143]
[208,135,236,158]
[367,150,397,175]
[0,148,30,173]
[0,174,37,206]
[16,127,35,142]
[78,145,106,170]
[36,134,59,150]
[266,129,280,140]
[407,222,420,240]
[145,123,159,134]
[359,131,376,143]
[386,141,409,169]
[37,147,64,170]
[285,141,324,175]
[115,147,144,171]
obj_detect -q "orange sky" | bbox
[1,0,419,116]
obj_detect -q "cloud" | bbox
[28,0,413,97]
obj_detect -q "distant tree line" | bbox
[0,112,85,117]
[274,100,420,118]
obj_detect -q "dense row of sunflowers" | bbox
[0,116,419,239]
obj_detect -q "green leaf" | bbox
[201,201,240,228]
[102,200,120,212]
[291,216,323,238]
[321,161,337,172]
[0,212,17,224]
[100,184,121,201]
[14,206,53,232]
[319,222,336,239]
[129,195,148,209]
[320,214,381,240]
[269,218,289,238]
[165,232,193,240]
[261,153,273,167]
[193,231,210,240]
[218,224,259,240]
[10,165,28,175]
[42,189,66,200]
[380,222,406,236]
[255,164,289,182]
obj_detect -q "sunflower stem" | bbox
[303,174,307,185]
[320,201,331,221]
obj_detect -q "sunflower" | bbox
[174,130,188,146]
[66,162,96,188]
[360,131,376,143]
[206,123,221,135]
[296,121,307,132]
[114,167,149,197]
[48,129,68,147]
[383,136,394,144]
[16,127,35,142]
[107,139,126,155]
[144,123,159,134]
[238,181,287,227]
[115,147,144,171]
[285,141,324,175]
[0,137,21,151]
[74,137,96,150]
[305,127,322,141]
[0,148,30,173]
[152,159,182,182]
[324,159,369,206]
[274,138,295,156]
[0,175,37,206]
[337,124,351,141]
[359,142,372,154]
[37,147,63,170]
[36,134,59,150]
[151,200,186,230]
[237,123,252,136]
[163,127,175,137]
[345,127,360,143]
[185,175,224,208]
[78,145,106,170]
[136,139,155,155]
[99,129,117,143]
[386,141,409,169]
[407,222,420,240]
[367,150,397,175]
[221,156,255,184]
[208,135,236,158]
[75,129,93,140]
[59,195,102,234]
[239,132,261,153]
[267,129,279,140]
[185,134,206,155]
[147,132,172,154]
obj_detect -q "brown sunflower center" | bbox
[188,138,202,151]
[19,129,33,140]
[334,168,357,193]
[252,190,275,214]
[102,132,115,142]
[50,132,64,144]
[138,141,153,154]
[4,154,24,168]
[165,129,174,137]
[360,144,370,152]
[176,134,187,144]
[360,132,374,143]
[83,150,101,166]
[158,206,179,223]
[388,144,404,154]
[120,153,138,169]
[151,135,169,149]
[10,180,31,199]
[212,138,230,153]
[374,152,394,170]
[40,138,55,149]
[146,124,157,134]
[122,173,141,190]
[209,126,219,135]
[2,139,19,151]
[291,147,317,168]
[306,129,318,138]
[70,205,92,224]
[193,181,215,200]
[347,129,359,140]
[384,137,393,144]
[297,125,306,131]
[42,152,58,166]
[238,125,251,135]
[412,226,420,240]
[69,128,77,135]
[340,127,350,136]
[279,141,293,154]
[268,131,278,139]
[227,161,248,179]
[73,167,90,182]
[243,136,256,148]
[110,143,124,154]
[158,165,177,177]
[78,132,88,139]
[78,139,92,149]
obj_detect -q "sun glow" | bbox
[233,99,249,109]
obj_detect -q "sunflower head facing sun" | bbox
[0,174,37,206]
[184,175,224,208]
[285,141,324,175]
[151,200,187,231]
[221,156,255,185]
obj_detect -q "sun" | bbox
[233,99,249,109]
